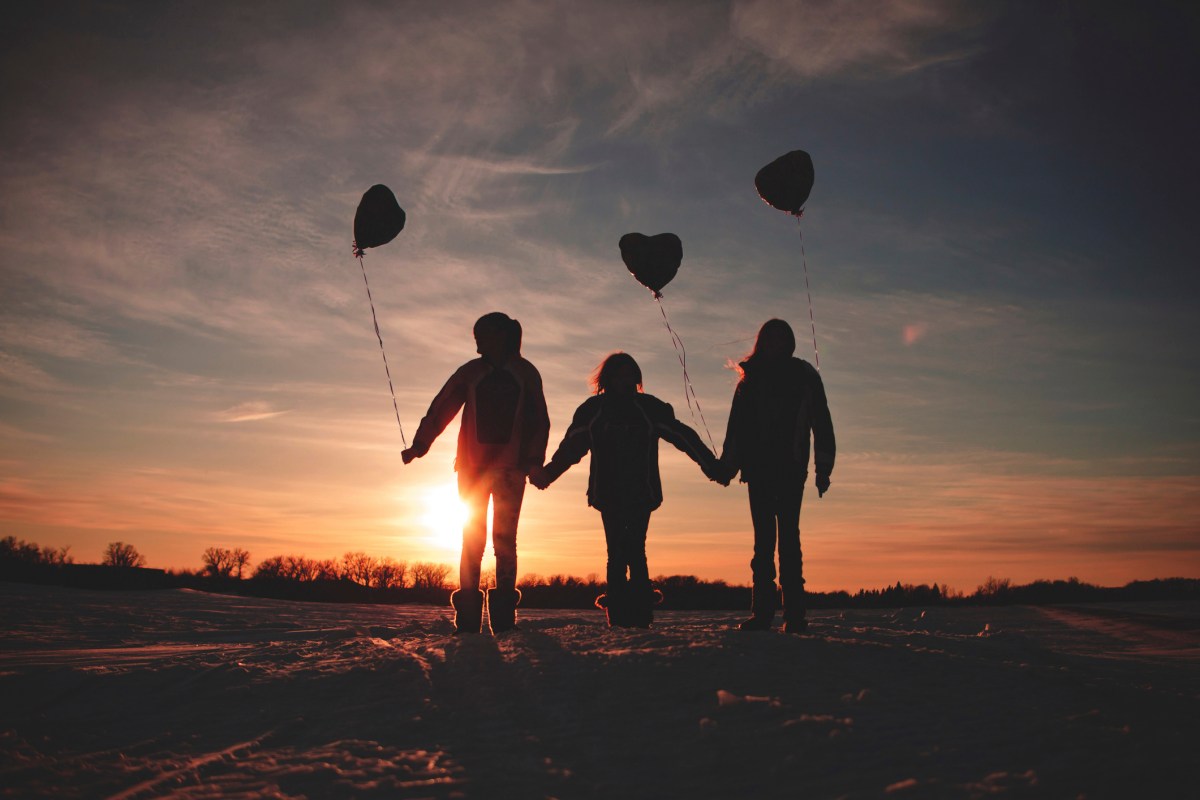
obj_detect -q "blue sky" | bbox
[1,1,1197,590]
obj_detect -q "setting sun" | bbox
[421,483,470,549]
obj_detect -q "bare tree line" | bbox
[250,551,452,590]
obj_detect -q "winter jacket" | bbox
[411,356,550,475]
[721,356,835,485]
[544,392,721,512]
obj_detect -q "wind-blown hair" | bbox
[591,352,643,394]
[737,318,796,379]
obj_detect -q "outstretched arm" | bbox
[533,399,596,489]
[402,368,468,464]
[654,401,728,485]
[519,366,551,473]
[717,383,746,484]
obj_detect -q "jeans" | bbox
[747,481,805,592]
[600,503,653,592]
[458,468,526,592]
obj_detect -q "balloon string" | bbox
[356,252,408,447]
[655,295,718,454]
[795,216,820,370]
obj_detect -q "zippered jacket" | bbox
[721,356,835,485]
[411,356,550,475]
[544,392,721,512]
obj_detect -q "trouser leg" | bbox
[776,484,805,593]
[747,482,780,589]
[457,471,490,592]
[740,483,781,630]
[490,468,526,592]
[486,469,526,633]
[776,484,807,632]
[599,505,653,627]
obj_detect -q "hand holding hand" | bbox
[705,462,733,487]
[528,464,552,490]
[815,474,831,497]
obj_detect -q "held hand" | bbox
[401,448,418,465]
[815,474,831,497]
[715,462,734,489]
[528,465,551,490]
[705,463,733,487]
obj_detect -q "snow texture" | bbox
[1,583,1197,798]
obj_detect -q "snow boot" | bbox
[595,590,629,628]
[626,584,663,629]
[451,589,484,634]
[739,584,778,631]
[487,587,521,633]
[781,588,807,634]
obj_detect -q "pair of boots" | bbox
[595,584,663,628]
[739,584,807,633]
[451,587,521,634]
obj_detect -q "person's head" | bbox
[474,312,520,362]
[746,318,795,363]
[591,352,642,395]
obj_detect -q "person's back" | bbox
[427,353,548,475]
[533,352,726,627]
[719,318,835,634]
[402,312,549,634]
[729,355,831,485]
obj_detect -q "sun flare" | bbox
[421,483,469,549]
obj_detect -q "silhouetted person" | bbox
[531,352,727,628]
[402,312,549,634]
[720,319,835,633]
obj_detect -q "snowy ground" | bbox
[1,583,1196,799]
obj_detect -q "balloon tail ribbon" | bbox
[356,250,408,446]
[654,295,718,453]
[795,216,820,370]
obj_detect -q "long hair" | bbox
[737,318,796,379]
[591,352,643,394]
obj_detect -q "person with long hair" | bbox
[531,352,728,627]
[720,319,835,633]
[402,312,550,634]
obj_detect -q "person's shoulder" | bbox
[792,357,819,379]
[570,394,604,420]
[510,356,543,379]
[636,392,673,417]
[578,394,604,411]
[453,358,488,379]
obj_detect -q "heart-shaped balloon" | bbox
[353,184,407,254]
[620,232,682,297]
[755,150,814,215]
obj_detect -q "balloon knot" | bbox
[792,208,805,219]
[652,290,664,300]
[352,242,365,258]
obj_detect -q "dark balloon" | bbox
[620,232,682,297]
[353,184,406,254]
[754,150,814,215]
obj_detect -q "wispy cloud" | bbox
[215,401,291,423]
[731,0,981,80]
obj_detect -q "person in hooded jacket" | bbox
[530,352,728,627]
[720,319,835,633]
[402,312,550,634]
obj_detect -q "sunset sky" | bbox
[2,1,1197,592]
